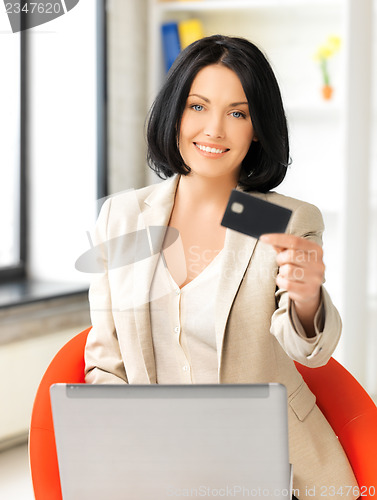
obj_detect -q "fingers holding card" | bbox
[260,233,325,306]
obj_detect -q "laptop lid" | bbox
[50,383,291,500]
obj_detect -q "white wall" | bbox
[107,0,149,194]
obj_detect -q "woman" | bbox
[85,35,358,498]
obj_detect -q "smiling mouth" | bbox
[194,143,230,155]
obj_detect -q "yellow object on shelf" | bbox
[313,35,341,100]
[178,18,205,49]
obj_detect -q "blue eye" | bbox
[191,104,204,111]
[231,111,245,119]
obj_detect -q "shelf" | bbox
[157,0,342,13]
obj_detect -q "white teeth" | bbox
[195,143,226,154]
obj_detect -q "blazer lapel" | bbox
[215,188,270,374]
[131,176,180,383]
[215,228,259,371]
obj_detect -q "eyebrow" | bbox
[188,93,249,107]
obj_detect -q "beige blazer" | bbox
[85,175,358,499]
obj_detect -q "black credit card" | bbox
[221,189,292,239]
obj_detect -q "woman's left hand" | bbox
[260,233,325,336]
[260,233,325,306]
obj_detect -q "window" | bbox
[0,0,107,286]
[0,29,26,282]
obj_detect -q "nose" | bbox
[204,112,225,139]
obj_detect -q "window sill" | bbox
[0,280,90,345]
[0,279,88,309]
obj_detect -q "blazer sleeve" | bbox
[84,198,129,384]
[269,201,342,368]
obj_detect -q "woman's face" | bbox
[179,64,256,182]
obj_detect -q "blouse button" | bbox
[174,326,180,334]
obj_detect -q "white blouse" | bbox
[149,250,223,384]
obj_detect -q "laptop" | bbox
[50,383,292,499]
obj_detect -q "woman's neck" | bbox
[175,172,238,215]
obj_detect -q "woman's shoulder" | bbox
[106,176,178,214]
[250,190,320,213]
[95,177,178,238]
[250,190,325,236]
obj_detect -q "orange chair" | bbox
[29,328,377,499]
[29,327,91,500]
[295,358,377,497]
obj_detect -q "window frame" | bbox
[97,0,108,201]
